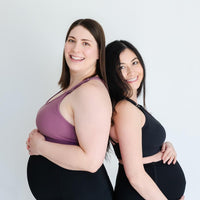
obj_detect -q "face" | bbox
[64,25,99,75]
[119,48,143,91]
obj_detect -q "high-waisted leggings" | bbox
[114,161,186,200]
[27,155,113,200]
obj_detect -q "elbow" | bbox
[87,158,103,173]
[127,173,146,190]
[88,166,99,173]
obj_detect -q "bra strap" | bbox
[125,97,139,107]
[64,76,101,96]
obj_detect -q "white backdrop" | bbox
[0,0,199,199]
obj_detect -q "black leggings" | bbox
[114,161,186,200]
[27,156,113,200]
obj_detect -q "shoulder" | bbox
[73,78,111,110]
[114,99,142,124]
[82,78,107,92]
[78,78,109,99]
[116,99,140,115]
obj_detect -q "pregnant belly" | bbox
[144,160,186,199]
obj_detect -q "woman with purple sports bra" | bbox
[26,19,113,199]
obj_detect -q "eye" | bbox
[132,60,139,65]
[118,65,125,70]
[83,42,90,46]
[68,39,75,43]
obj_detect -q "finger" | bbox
[162,150,170,161]
[167,156,174,165]
[173,156,177,164]
[161,143,166,152]
[166,141,171,146]
[162,146,175,158]
[163,152,172,163]
[32,129,38,134]
[26,138,30,145]
[29,129,36,136]
[29,131,35,138]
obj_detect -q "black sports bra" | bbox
[111,98,166,159]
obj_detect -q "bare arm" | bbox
[114,100,167,200]
[28,81,112,172]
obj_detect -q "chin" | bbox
[129,82,139,90]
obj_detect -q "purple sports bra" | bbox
[36,76,101,145]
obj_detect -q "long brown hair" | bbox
[106,40,146,110]
[58,19,106,89]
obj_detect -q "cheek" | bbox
[121,70,127,79]
[138,66,144,77]
[64,44,70,53]
[64,49,69,60]
[86,48,99,60]
[96,48,99,59]
[64,46,69,57]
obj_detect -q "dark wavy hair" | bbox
[106,40,146,111]
[58,18,106,89]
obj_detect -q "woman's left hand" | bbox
[161,142,177,165]
[26,129,45,156]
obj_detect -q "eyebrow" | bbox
[131,57,138,62]
[120,57,138,65]
[68,36,92,42]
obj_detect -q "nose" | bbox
[127,66,135,75]
[72,42,81,53]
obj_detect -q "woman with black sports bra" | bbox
[106,40,186,200]
[26,19,113,200]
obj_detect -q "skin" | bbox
[64,25,99,85]
[110,48,184,199]
[26,25,112,173]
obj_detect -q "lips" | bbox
[70,55,85,61]
[127,76,138,83]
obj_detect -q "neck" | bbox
[129,90,137,103]
[69,70,96,88]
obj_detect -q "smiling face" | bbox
[64,25,99,76]
[119,48,144,92]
